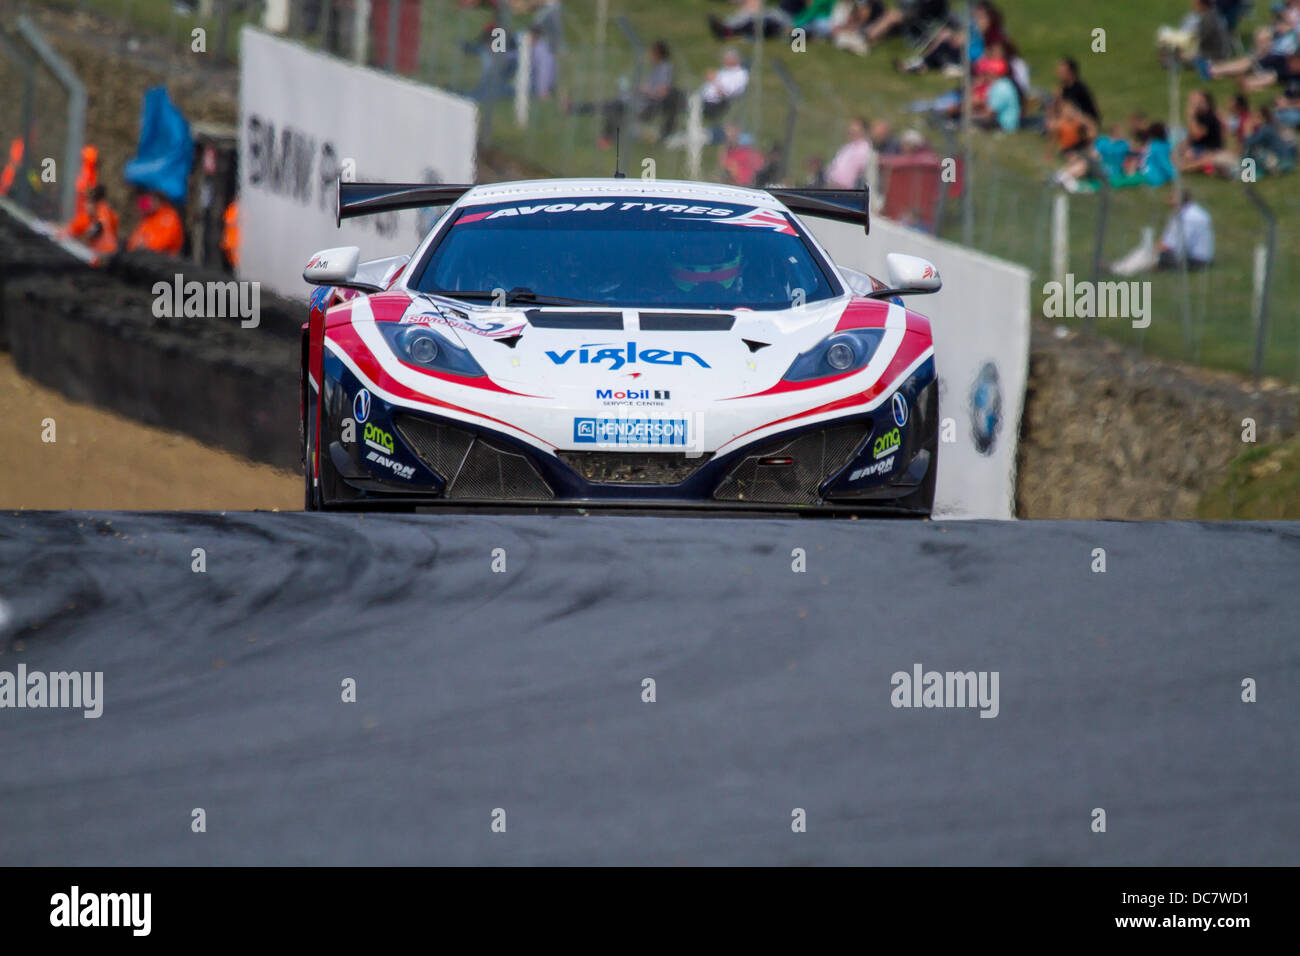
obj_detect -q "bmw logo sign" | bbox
[353,388,372,424]
[969,361,1003,456]
[891,392,909,427]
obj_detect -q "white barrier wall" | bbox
[807,216,1031,519]
[238,27,477,299]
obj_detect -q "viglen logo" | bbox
[547,343,709,371]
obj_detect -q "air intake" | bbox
[713,423,869,504]
[395,415,554,500]
[558,451,712,485]
[525,310,624,330]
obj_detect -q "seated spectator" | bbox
[1157,0,1232,67]
[899,0,1003,74]
[1006,39,1031,94]
[1094,125,1135,180]
[720,125,766,186]
[1158,188,1214,269]
[826,116,875,188]
[866,0,951,47]
[975,69,1022,132]
[1177,89,1233,172]
[754,140,788,187]
[529,0,564,53]
[1049,99,1097,153]
[528,25,557,101]
[1056,57,1099,122]
[831,1,888,56]
[465,12,517,101]
[699,47,750,122]
[898,126,935,157]
[708,0,793,40]
[961,39,1022,131]
[1127,109,1150,141]
[125,189,184,257]
[1109,122,1175,187]
[1276,78,1300,127]
[1047,101,1099,185]
[1243,105,1299,173]
[1198,15,1300,91]
[972,35,1012,84]
[639,41,684,142]
[1111,189,1214,275]
[1227,93,1255,145]
[793,0,840,39]
[803,155,828,187]
[568,39,681,147]
[872,119,901,154]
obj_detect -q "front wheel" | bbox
[302,399,322,511]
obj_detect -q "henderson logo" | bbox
[573,417,689,446]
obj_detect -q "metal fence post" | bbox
[1051,190,1069,284]
[960,0,973,247]
[1243,186,1277,381]
[15,16,87,223]
[615,16,645,143]
[1090,172,1111,322]
[770,59,801,186]
[749,16,763,136]
[515,30,531,127]
[685,91,704,180]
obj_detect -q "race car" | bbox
[301,177,941,514]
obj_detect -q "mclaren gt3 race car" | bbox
[301,178,941,515]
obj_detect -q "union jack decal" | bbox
[692,207,797,236]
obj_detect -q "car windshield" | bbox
[413,196,841,311]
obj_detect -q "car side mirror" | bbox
[302,246,379,291]
[866,253,942,299]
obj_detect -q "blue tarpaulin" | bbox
[124,87,194,205]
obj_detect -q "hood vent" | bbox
[640,313,735,331]
[525,310,624,330]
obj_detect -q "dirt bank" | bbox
[1016,323,1300,518]
[0,352,298,510]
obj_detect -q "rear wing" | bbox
[768,187,870,234]
[336,180,473,227]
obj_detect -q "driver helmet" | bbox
[669,231,744,293]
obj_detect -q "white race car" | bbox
[301,178,940,514]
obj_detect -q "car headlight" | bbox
[781,329,883,382]
[378,323,486,377]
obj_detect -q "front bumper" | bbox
[317,357,938,514]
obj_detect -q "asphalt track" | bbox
[0,511,1295,865]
